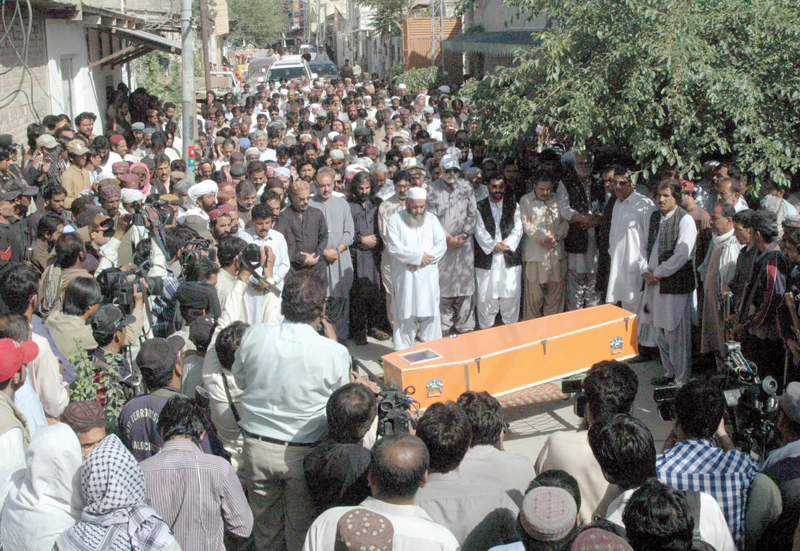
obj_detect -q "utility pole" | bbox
[198,0,212,93]
[180,0,196,182]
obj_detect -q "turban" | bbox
[188,180,219,203]
[120,188,145,204]
[273,167,291,178]
[61,400,106,434]
[407,187,427,200]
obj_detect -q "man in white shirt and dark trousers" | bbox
[304,433,460,551]
[232,270,350,551]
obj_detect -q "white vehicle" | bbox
[266,58,317,82]
[299,44,318,60]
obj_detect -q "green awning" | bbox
[443,30,540,56]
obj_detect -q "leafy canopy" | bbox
[463,0,800,183]
[228,0,288,47]
[358,0,417,36]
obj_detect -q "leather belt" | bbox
[241,428,318,447]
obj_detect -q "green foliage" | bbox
[357,0,416,37]
[228,0,288,47]
[134,52,182,114]
[395,66,439,91]
[462,0,800,185]
[69,345,127,433]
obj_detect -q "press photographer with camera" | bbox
[536,360,639,524]
[46,276,145,361]
[303,383,377,513]
[656,378,761,550]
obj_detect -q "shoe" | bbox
[651,376,675,386]
[368,328,391,341]
[353,334,368,346]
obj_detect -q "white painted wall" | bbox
[45,19,107,132]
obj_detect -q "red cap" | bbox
[680,180,696,193]
[0,339,38,382]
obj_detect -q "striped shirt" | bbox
[140,439,253,551]
[657,438,758,550]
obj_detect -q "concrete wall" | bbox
[0,7,49,152]
[45,19,112,135]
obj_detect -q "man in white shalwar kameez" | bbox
[385,187,447,350]
[639,181,697,385]
[239,203,291,323]
[606,167,656,347]
[474,177,523,328]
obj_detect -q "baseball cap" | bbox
[5,179,39,197]
[0,189,20,202]
[440,154,461,171]
[66,139,89,156]
[136,336,185,374]
[36,134,58,149]
[0,134,19,150]
[0,338,38,383]
[91,304,136,336]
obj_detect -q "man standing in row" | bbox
[385,187,447,350]
[473,175,523,328]
[309,168,354,342]
[427,155,477,335]
[641,180,697,386]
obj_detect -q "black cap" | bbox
[4,179,38,197]
[353,127,372,138]
[751,209,778,235]
[136,336,184,373]
[230,163,246,177]
[91,304,136,336]
[0,134,19,150]
[189,314,217,348]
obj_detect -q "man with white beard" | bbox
[385,186,447,350]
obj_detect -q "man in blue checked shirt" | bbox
[657,379,758,550]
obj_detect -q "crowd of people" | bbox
[0,61,799,551]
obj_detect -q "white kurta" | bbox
[239,227,290,324]
[638,209,697,331]
[606,192,655,305]
[474,199,523,301]
[385,210,447,320]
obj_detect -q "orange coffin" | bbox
[381,304,638,409]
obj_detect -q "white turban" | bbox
[407,187,427,200]
[273,167,291,178]
[120,188,145,204]
[188,180,219,203]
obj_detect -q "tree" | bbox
[228,0,288,47]
[358,0,416,37]
[463,0,800,184]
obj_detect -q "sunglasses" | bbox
[445,168,459,174]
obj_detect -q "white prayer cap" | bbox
[446,146,461,157]
[356,157,374,170]
[327,131,340,142]
[423,106,434,114]
[261,149,278,163]
[299,133,313,140]
[407,187,427,200]
[310,103,321,110]
[120,188,145,204]
[345,164,369,175]
[274,167,291,178]
[301,86,311,93]
[279,88,288,96]
[398,83,407,90]
[438,85,451,94]
[391,96,400,101]
[329,149,345,160]
[245,147,260,158]
[364,95,372,100]
[96,172,116,183]
[188,180,219,202]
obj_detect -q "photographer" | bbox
[90,304,140,401]
[216,235,247,308]
[304,383,377,513]
[536,359,638,524]
[657,378,759,549]
[38,233,93,318]
[46,276,144,360]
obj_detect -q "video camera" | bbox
[97,260,164,314]
[561,376,587,418]
[352,358,420,437]
[653,342,780,458]
[181,238,216,264]
[240,244,282,297]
